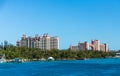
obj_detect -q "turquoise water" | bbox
[0,58,120,76]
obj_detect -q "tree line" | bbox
[0,45,115,60]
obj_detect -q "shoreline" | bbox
[3,56,117,63]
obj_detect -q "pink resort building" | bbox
[17,34,59,50]
[70,40,108,52]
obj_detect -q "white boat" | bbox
[0,54,6,63]
[48,57,55,61]
[115,53,120,58]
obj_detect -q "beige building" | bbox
[91,40,100,51]
[70,40,108,52]
[78,41,89,50]
[70,41,89,51]
[100,44,108,52]
[17,34,59,50]
[70,45,79,51]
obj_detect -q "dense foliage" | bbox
[0,46,115,60]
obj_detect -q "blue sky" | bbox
[0,0,120,50]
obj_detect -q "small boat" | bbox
[0,54,6,63]
[48,57,55,61]
[115,53,120,58]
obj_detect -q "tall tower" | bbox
[50,36,59,49]
[85,41,89,50]
[21,34,28,47]
[34,34,40,48]
[104,43,108,52]
[41,34,50,50]
[91,40,100,51]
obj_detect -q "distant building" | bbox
[100,44,108,52]
[70,45,79,51]
[91,40,100,51]
[78,41,89,50]
[70,40,108,52]
[16,34,59,50]
[4,40,8,48]
[70,41,89,51]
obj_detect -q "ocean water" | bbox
[0,58,120,76]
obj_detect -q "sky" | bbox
[0,0,120,50]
